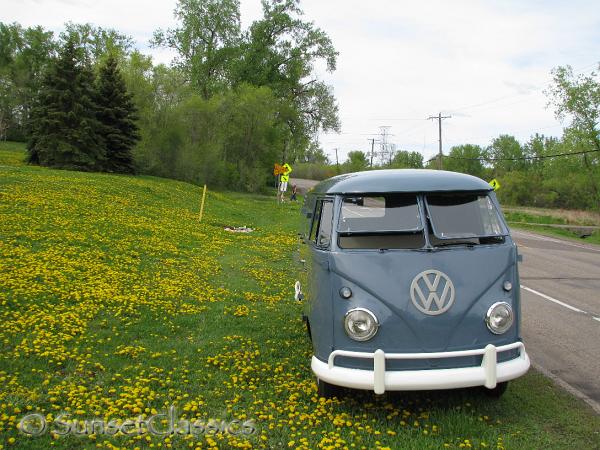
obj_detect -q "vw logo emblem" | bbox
[410,270,455,315]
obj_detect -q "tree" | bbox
[391,150,423,169]
[234,0,340,159]
[546,64,600,202]
[94,54,140,173]
[173,93,225,186]
[150,0,339,169]
[486,134,527,174]
[0,22,56,140]
[345,151,369,172]
[127,61,192,175]
[443,144,484,178]
[300,142,329,163]
[27,40,104,170]
[221,84,284,191]
[523,134,561,174]
[152,0,241,100]
[547,65,600,150]
[60,22,134,64]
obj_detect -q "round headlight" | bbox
[339,287,352,299]
[485,302,514,334]
[344,308,379,341]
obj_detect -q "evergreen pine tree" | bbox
[94,55,139,173]
[27,40,105,170]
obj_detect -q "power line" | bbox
[395,122,430,139]
[443,124,564,147]
[449,92,539,113]
[341,116,425,121]
[446,61,598,115]
[426,148,600,163]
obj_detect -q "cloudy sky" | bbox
[4,0,600,162]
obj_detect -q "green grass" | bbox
[505,209,600,246]
[0,141,27,166]
[1,146,599,449]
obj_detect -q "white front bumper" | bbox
[312,342,530,394]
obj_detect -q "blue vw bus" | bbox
[297,169,530,398]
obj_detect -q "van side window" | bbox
[316,201,334,248]
[310,199,334,248]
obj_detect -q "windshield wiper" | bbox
[434,241,477,248]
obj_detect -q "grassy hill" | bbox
[1,142,598,449]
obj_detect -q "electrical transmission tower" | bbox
[427,113,451,169]
[379,126,394,166]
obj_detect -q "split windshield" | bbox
[336,192,505,249]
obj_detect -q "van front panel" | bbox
[326,245,521,370]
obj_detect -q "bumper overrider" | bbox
[312,341,530,394]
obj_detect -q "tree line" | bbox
[0,0,339,191]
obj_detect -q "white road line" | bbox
[521,284,600,322]
[344,207,387,219]
[512,230,600,253]
[342,205,372,218]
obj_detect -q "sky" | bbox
[3,0,600,163]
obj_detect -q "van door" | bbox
[305,198,335,358]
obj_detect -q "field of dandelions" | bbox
[0,143,598,450]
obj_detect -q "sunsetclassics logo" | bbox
[18,405,256,437]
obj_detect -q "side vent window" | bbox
[309,200,322,242]
[315,200,334,249]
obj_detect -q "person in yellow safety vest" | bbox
[279,163,292,196]
[278,163,292,200]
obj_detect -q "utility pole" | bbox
[334,148,340,173]
[427,112,451,169]
[368,138,377,167]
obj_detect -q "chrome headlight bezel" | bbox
[344,307,379,341]
[485,302,514,334]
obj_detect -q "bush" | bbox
[132,85,284,192]
[290,163,337,181]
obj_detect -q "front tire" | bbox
[317,378,341,399]
[483,381,508,398]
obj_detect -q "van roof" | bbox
[310,169,492,195]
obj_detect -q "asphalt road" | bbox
[290,178,320,194]
[512,229,600,411]
[293,178,600,410]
